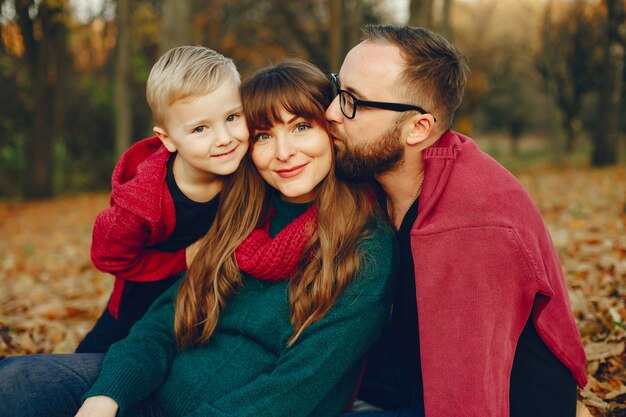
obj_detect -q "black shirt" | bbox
[391,196,424,404]
[153,153,220,252]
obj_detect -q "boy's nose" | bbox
[214,126,233,146]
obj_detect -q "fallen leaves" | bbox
[0,193,112,356]
[0,167,624,416]
[585,341,625,362]
[518,167,626,417]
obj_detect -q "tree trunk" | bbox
[409,0,434,29]
[160,0,195,54]
[17,0,69,199]
[564,122,576,153]
[329,0,343,73]
[439,0,453,40]
[538,0,563,167]
[346,0,364,53]
[52,5,70,190]
[592,0,624,166]
[114,0,132,158]
[276,0,328,70]
[28,44,56,199]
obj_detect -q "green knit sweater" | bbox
[85,197,397,417]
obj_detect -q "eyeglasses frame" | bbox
[330,73,436,122]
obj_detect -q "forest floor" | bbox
[0,164,625,416]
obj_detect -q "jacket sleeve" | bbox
[82,283,178,415]
[91,205,187,282]
[184,228,397,417]
[415,226,541,417]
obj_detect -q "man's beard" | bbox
[333,121,404,180]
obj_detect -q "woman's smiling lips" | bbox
[275,163,308,178]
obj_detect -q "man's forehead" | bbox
[339,41,404,89]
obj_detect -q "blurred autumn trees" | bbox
[114,0,130,158]
[9,0,71,198]
[0,0,624,199]
[592,0,624,166]
[536,0,604,154]
[409,0,452,39]
[537,0,625,166]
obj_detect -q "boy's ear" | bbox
[406,114,436,146]
[153,126,177,153]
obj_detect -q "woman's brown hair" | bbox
[175,59,375,349]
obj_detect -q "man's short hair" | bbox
[146,46,239,127]
[361,25,469,128]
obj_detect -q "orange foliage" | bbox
[0,167,625,415]
[1,22,24,57]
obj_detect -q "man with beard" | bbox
[328,25,587,417]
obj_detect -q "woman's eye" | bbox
[294,123,311,133]
[255,132,271,141]
[226,114,239,122]
[193,126,206,133]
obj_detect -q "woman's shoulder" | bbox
[359,215,395,256]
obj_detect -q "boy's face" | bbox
[155,78,249,181]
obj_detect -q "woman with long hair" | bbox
[0,60,396,417]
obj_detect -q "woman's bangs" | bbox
[245,83,325,133]
[280,86,326,126]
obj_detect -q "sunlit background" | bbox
[0,0,623,199]
[0,1,624,416]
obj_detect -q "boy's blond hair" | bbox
[146,46,240,127]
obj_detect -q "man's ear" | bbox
[406,114,436,146]
[154,126,177,153]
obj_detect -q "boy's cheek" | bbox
[239,125,251,143]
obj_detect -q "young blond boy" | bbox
[76,46,249,353]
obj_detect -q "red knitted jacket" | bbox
[91,137,184,318]
[412,131,587,417]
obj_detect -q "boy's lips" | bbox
[212,146,238,158]
[276,163,307,178]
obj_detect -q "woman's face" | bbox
[251,108,332,203]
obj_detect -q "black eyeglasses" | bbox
[330,73,435,121]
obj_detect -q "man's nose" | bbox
[326,96,343,123]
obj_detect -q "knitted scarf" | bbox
[235,204,318,281]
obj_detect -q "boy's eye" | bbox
[226,114,239,122]
[193,126,206,133]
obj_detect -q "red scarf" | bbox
[235,204,318,281]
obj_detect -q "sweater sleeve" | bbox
[82,283,178,415]
[185,225,397,417]
[91,205,187,281]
